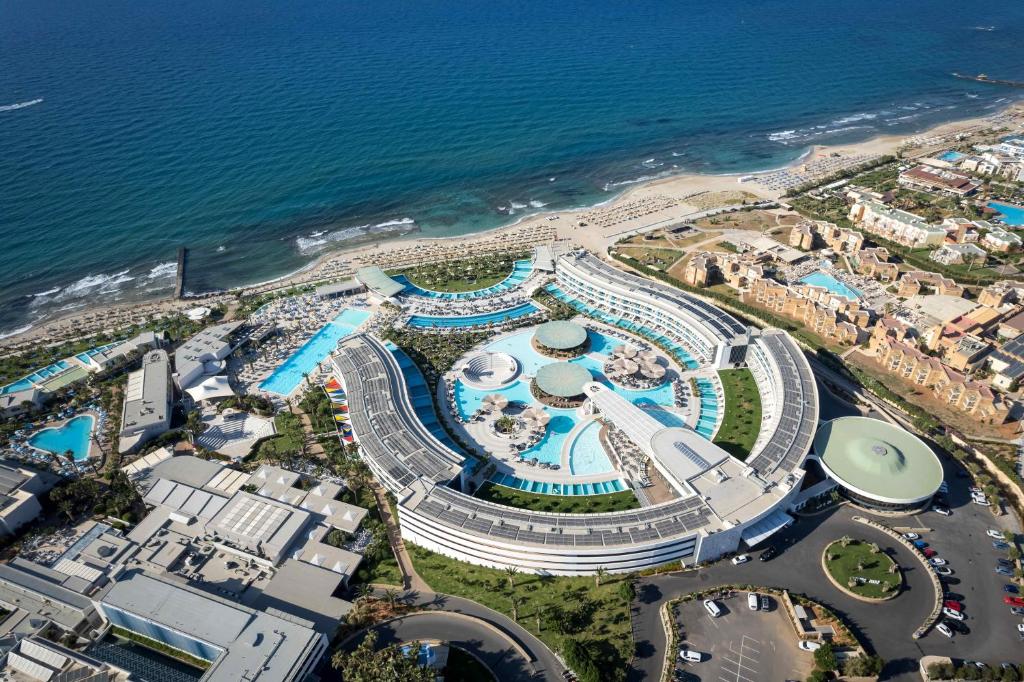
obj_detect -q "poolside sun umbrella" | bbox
[521,406,550,429]
[482,393,509,412]
[619,346,638,359]
[641,363,666,379]
[637,350,657,364]
[612,344,629,358]
[611,357,639,376]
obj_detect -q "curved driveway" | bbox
[629,500,1021,682]
[351,590,564,682]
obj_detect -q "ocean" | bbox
[2,0,1024,336]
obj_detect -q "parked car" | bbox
[1018,623,1024,634]
[923,548,937,558]
[703,599,722,618]
[965,661,987,671]
[679,650,703,663]
[903,532,920,540]
[993,541,1011,550]
[1002,596,1024,607]
[798,641,821,651]
[943,600,963,611]
[1003,584,1019,594]
[760,595,770,611]
[987,529,1005,539]
[942,607,964,621]
[935,567,954,576]
[930,557,947,567]
[747,593,759,611]
[759,546,778,562]
[996,567,1014,577]
[1009,606,1024,616]
[972,498,991,507]
[731,554,749,565]
[933,506,952,516]
[970,486,983,494]
[912,540,928,549]
[946,620,970,635]
[997,557,1014,567]
[936,623,954,638]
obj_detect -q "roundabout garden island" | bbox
[823,537,902,601]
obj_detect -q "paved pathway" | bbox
[372,482,430,593]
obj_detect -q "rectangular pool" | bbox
[259,308,371,396]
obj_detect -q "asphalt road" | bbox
[349,590,565,682]
[629,487,1023,682]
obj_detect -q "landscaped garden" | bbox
[713,368,762,460]
[616,246,682,270]
[389,252,527,293]
[823,537,900,600]
[408,544,634,682]
[475,481,640,514]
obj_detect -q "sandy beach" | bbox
[3,102,1022,354]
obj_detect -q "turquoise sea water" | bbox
[3,0,1024,335]
[28,415,95,461]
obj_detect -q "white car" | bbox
[930,557,947,566]
[934,507,952,516]
[935,566,953,576]
[972,498,991,507]
[679,649,703,663]
[731,554,750,565]
[969,486,983,494]
[987,529,1005,540]
[798,640,821,652]
[703,599,722,618]
[1017,623,1024,634]
[936,623,954,638]
[903,532,920,540]
[942,607,964,621]
[747,592,759,611]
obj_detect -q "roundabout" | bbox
[822,537,902,601]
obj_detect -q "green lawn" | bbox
[475,482,640,513]
[824,539,899,599]
[713,369,762,460]
[389,252,526,293]
[408,545,633,680]
[341,487,404,587]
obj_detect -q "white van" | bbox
[747,592,759,611]
[679,649,703,662]
[703,599,722,618]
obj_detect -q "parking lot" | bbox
[671,592,812,681]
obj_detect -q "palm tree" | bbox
[594,566,607,588]
[504,566,519,590]
[383,588,400,610]
[355,583,373,603]
[510,594,520,622]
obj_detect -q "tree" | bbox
[383,587,400,610]
[842,654,884,677]
[185,409,206,443]
[504,565,519,590]
[617,579,636,602]
[813,641,837,672]
[510,594,520,622]
[330,631,433,682]
[594,566,607,588]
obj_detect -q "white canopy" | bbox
[185,375,235,402]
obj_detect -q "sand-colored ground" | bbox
[3,102,1023,354]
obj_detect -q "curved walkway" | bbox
[349,589,565,682]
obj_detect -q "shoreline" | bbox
[3,100,1022,351]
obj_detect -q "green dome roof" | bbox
[814,417,942,504]
[534,362,592,398]
[534,321,588,350]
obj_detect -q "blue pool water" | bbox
[28,415,95,461]
[407,301,539,329]
[1,359,73,395]
[394,260,534,300]
[937,150,965,163]
[988,202,1024,227]
[259,308,371,395]
[798,271,862,301]
[490,472,626,496]
[568,420,613,475]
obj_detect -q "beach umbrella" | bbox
[481,393,509,412]
[611,357,639,376]
[637,350,657,364]
[619,345,638,359]
[641,363,666,379]
[521,406,551,429]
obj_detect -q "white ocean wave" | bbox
[28,287,60,298]
[603,174,658,191]
[216,245,226,252]
[146,261,177,279]
[529,200,547,208]
[0,324,33,340]
[0,98,43,113]
[768,130,798,142]
[295,218,415,255]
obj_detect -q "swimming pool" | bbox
[490,472,626,496]
[395,259,533,300]
[568,420,613,475]
[988,201,1024,227]
[28,415,95,461]
[937,151,965,163]
[259,308,371,395]
[407,301,539,329]
[1,359,74,395]
[798,271,862,301]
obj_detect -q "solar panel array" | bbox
[333,335,463,493]
[747,333,818,477]
[410,484,712,548]
[578,254,748,338]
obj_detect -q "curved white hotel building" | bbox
[332,250,819,575]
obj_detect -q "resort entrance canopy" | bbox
[355,266,405,298]
[185,375,235,402]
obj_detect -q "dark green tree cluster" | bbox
[330,631,434,682]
